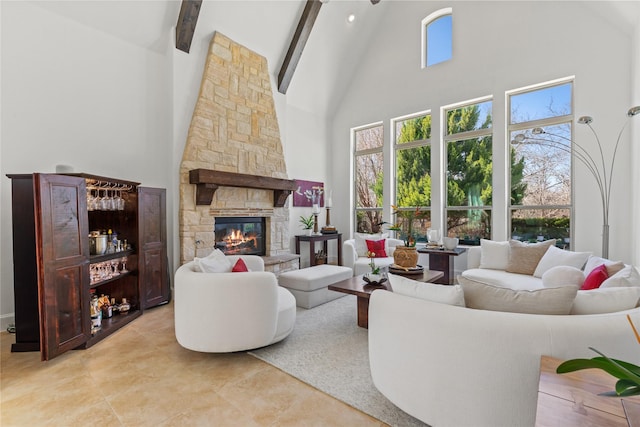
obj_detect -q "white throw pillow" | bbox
[194,249,233,273]
[388,273,465,307]
[533,246,591,278]
[600,265,640,288]
[541,265,585,288]
[354,232,389,258]
[571,287,640,314]
[583,256,625,277]
[459,276,578,315]
[479,239,510,270]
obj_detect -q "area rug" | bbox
[248,295,427,426]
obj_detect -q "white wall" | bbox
[330,1,637,264]
[0,2,174,329]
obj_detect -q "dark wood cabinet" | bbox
[138,187,170,309]
[7,173,169,361]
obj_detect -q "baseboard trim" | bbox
[1,313,15,331]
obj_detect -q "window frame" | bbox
[352,122,385,234]
[442,96,494,242]
[421,7,453,69]
[506,78,575,247]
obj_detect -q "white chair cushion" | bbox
[459,276,578,315]
[541,266,585,288]
[601,265,640,288]
[194,248,232,273]
[533,246,590,278]
[571,287,640,315]
[479,239,510,270]
[389,273,465,307]
[583,256,626,277]
[354,232,389,257]
[461,268,544,291]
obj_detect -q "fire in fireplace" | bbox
[214,217,266,256]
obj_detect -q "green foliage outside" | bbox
[378,106,527,241]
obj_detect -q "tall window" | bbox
[444,99,493,243]
[422,8,452,68]
[354,124,384,233]
[393,112,432,242]
[508,81,573,247]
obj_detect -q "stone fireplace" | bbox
[179,32,298,274]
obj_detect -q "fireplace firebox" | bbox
[214,217,266,256]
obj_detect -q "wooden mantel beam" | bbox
[176,0,203,53]
[189,169,297,207]
[277,0,323,94]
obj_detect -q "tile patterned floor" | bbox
[1,303,385,426]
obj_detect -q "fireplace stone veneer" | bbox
[179,32,295,274]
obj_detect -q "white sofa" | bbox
[174,255,296,353]
[369,290,640,427]
[461,244,640,315]
[343,236,404,275]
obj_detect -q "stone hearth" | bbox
[179,32,297,273]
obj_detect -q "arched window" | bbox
[422,8,452,68]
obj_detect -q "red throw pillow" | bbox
[366,239,387,257]
[232,258,249,273]
[581,264,608,290]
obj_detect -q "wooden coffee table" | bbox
[328,270,444,328]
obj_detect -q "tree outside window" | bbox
[354,124,383,233]
[444,100,498,243]
[508,81,573,247]
[393,113,432,242]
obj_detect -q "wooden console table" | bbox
[536,355,640,426]
[417,247,466,285]
[295,233,342,267]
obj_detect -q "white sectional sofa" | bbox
[369,291,640,427]
[368,240,640,426]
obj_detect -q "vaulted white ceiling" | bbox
[28,0,640,118]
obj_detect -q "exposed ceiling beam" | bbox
[176,0,202,53]
[277,0,323,94]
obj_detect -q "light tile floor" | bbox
[1,302,385,426]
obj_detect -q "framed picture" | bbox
[293,180,324,207]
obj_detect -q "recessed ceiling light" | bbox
[347,13,356,23]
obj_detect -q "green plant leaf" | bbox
[615,379,640,396]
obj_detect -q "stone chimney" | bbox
[179,32,293,267]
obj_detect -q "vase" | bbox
[393,246,418,268]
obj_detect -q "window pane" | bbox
[356,209,383,234]
[510,124,571,207]
[446,209,491,244]
[396,145,431,207]
[356,152,383,208]
[510,83,572,124]
[395,114,431,144]
[446,136,493,207]
[447,101,492,135]
[390,211,433,243]
[355,125,383,151]
[511,208,570,249]
[426,15,452,66]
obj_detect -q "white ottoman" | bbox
[278,265,353,309]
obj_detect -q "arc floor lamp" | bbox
[513,105,639,259]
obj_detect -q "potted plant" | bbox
[386,205,428,268]
[556,314,640,396]
[299,215,315,235]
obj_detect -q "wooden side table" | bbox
[295,233,342,267]
[416,247,466,284]
[536,355,640,426]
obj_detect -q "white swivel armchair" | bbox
[174,255,296,353]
